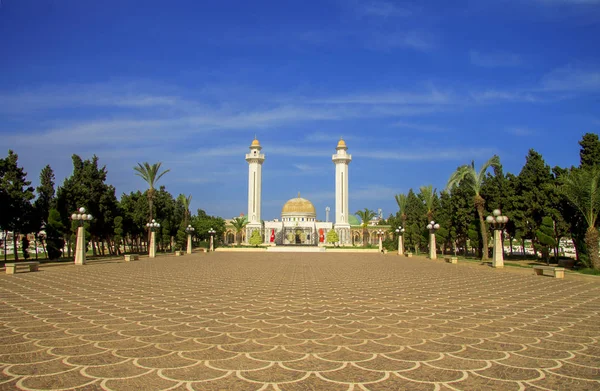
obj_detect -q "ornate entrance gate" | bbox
[283,227,316,246]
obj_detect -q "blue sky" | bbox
[1,0,599,221]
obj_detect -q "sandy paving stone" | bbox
[18,368,97,390]
[549,362,600,380]
[6,358,77,376]
[1,252,600,390]
[239,364,307,383]
[448,372,523,391]
[278,374,352,391]
[280,354,345,372]
[363,373,439,391]
[102,372,180,391]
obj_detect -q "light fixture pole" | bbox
[185,225,195,254]
[395,226,405,256]
[426,221,440,260]
[208,228,216,252]
[377,229,385,253]
[71,207,92,265]
[146,219,160,258]
[486,209,509,268]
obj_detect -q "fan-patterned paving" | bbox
[0,253,599,390]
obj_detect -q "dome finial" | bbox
[337,137,347,149]
[297,191,300,198]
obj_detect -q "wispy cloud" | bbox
[470,89,541,103]
[312,88,453,105]
[470,50,522,68]
[353,147,495,161]
[534,0,600,5]
[506,126,535,136]
[392,121,449,132]
[352,185,399,201]
[539,65,600,92]
[355,1,413,18]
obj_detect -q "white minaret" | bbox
[246,137,265,242]
[333,138,352,245]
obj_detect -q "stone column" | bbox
[429,232,437,260]
[492,229,504,268]
[74,226,86,265]
[397,235,404,256]
[210,235,214,252]
[187,234,192,254]
[149,231,156,258]
[378,236,383,253]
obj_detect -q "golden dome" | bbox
[337,138,347,149]
[282,196,316,215]
[251,138,261,147]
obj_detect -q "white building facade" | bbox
[245,137,352,246]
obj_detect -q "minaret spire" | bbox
[246,137,265,243]
[333,137,352,245]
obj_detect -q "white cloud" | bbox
[353,147,495,161]
[313,88,453,105]
[540,65,600,92]
[470,50,522,67]
[392,121,449,132]
[351,185,398,201]
[356,1,413,18]
[506,127,535,136]
[470,89,541,103]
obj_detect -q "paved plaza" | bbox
[0,253,599,391]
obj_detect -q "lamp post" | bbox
[185,225,195,254]
[146,219,160,258]
[208,228,216,252]
[395,226,405,256]
[426,221,440,260]
[71,207,92,265]
[486,209,509,268]
[377,229,385,253]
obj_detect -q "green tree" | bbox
[0,150,35,261]
[113,216,124,255]
[419,185,437,221]
[46,208,65,260]
[249,230,263,246]
[177,194,192,227]
[579,133,600,169]
[446,155,501,260]
[394,193,408,228]
[231,217,248,245]
[514,150,555,258]
[326,229,339,245]
[405,189,427,253]
[560,166,600,270]
[34,165,56,258]
[355,208,376,247]
[133,162,170,222]
[536,216,556,265]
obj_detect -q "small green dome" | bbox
[348,214,360,226]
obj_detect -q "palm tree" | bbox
[355,208,377,247]
[178,194,192,227]
[446,155,501,260]
[560,166,600,270]
[394,193,408,228]
[231,217,248,245]
[133,162,170,222]
[419,185,437,221]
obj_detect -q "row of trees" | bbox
[2,133,599,269]
[0,154,225,261]
[381,133,600,270]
